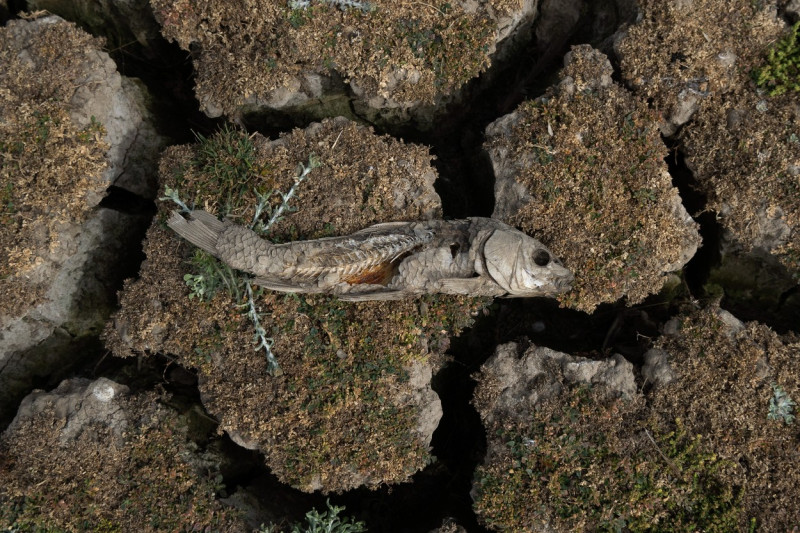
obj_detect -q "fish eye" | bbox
[533,250,550,267]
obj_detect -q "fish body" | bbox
[167,210,573,300]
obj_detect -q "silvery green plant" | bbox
[259,500,366,533]
[240,279,280,374]
[160,185,191,214]
[288,0,375,12]
[254,154,321,234]
[161,153,321,375]
[768,383,795,424]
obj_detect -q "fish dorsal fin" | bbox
[351,221,412,234]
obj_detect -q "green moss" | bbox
[753,22,800,96]
[183,249,241,302]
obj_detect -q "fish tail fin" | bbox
[167,209,227,256]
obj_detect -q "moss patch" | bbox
[487,46,698,312]
[753,21,800,96]
[149,0,517,115]
[105,119,488,492]
[0,392,244,531]
[0,20,109,316]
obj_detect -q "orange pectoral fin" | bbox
[342,261,398,285]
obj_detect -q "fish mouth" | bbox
[553,274,575,292]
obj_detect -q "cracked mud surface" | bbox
[2,0,799,531]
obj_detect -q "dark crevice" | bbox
[70,10,222,142]
[368,0,640,219]
[112,45,222,143]
[710,250,800,334]
[4,1,26,19]
[663,144,722,298]
[0,336,107,431]
[99,185,158,216]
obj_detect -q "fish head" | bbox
[482,229,574,297]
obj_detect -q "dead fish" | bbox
[167,210,574,300]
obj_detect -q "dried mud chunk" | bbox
[617,0,800,275]
[487,45,699,313]
[0,17,109,291]
[0,16,161,423]
[471,339,745,531]
[149,0,531,122]
[651,306,800,531]
[0,378,245,531]
[682,88,800,273]
[615,0,784,135]
[105,118,487,493]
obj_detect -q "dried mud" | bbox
[2,0,800,531]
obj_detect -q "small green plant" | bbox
[76,115,105,143]
[182,249,241,301]
[160,185,192,214]
[240,279,279,373]
[259,500,366,533]
[767,383,795,424]
[175,125,265,217]
[161,129,322,375]
[753,21,800,96]
[288,8,309,28]
[254,154,320,234]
